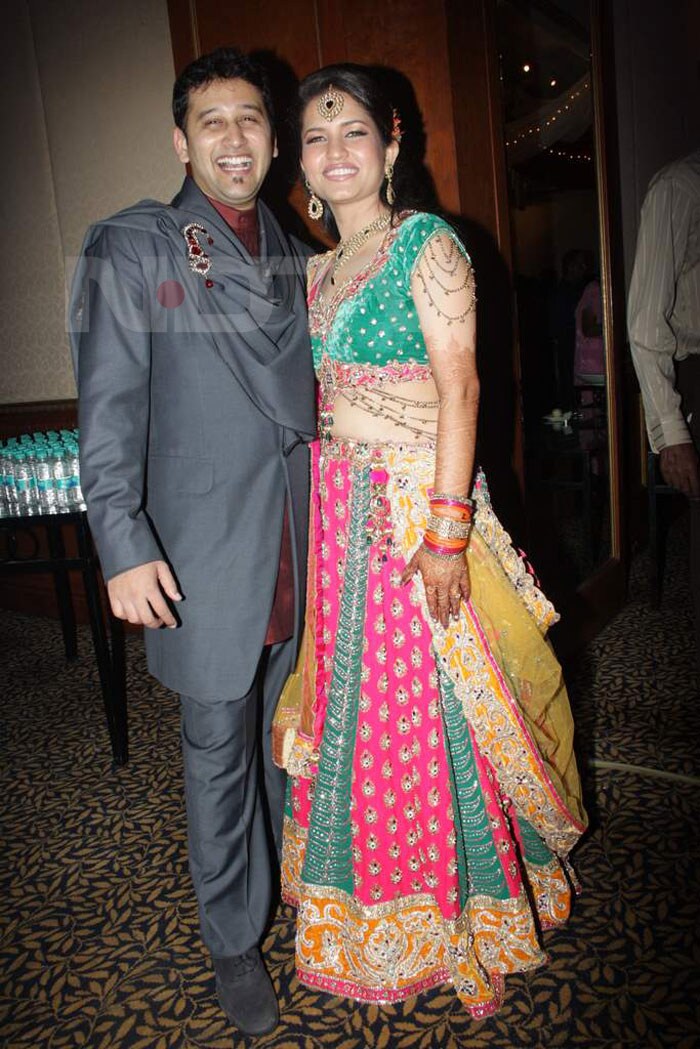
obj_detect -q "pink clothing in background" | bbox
[574,280,605,381]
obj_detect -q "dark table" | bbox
[525,420,609,570]
[0,510,127,765]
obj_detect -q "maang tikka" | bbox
[318,86,344,121]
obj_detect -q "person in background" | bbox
[574,277,605,384]
[628,149,700,657]
[549,248,591,408]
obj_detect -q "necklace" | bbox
[331,214,391,285]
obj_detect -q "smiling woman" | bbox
[275,61,586,1020]
[301,93,398,221]
[172,78,278,210]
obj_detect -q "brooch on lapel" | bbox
[182,222,215,288]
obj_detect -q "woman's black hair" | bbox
[296,63,430,238]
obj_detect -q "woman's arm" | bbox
[400,230,479,627]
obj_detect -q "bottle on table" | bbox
[14,448,40,516]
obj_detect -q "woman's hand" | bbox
[401,545,470,628]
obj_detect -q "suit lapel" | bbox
[258,200,302,310]
[170,178,297,307]
[173,179,250,257]
[162,179,315,435]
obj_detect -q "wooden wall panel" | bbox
[444,1,525,529]
[0,399,77,442]
[166,0,484,227]
[165,0,522,520]
[315,0,349,65]
[336,0,460,215]
[169,0,321,76]
[445,0,510,253]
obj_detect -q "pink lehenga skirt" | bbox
[277,437,587,1018]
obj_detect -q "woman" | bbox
[274,64,587,1018]
[574,277,605,383]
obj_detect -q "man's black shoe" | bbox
[213,948,279,1037]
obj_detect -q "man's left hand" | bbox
[659,442,700,499]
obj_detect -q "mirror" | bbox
[495,0,611,592]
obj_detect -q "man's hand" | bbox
[107,560,182,629]
[659,442,700,499]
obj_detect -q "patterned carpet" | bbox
[1,526,699,1049]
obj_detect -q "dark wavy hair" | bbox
[297,63,429,237]
[173,47,275,133]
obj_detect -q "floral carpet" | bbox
[1,529,699,1048]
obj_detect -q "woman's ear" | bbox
[385,140,400,169]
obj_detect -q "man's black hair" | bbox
[173,47,275,132]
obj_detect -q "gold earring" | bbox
[305,178,324,220]
[385,163,395,206]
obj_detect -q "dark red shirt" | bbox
[208,197,260,257]
[207,196,294,645]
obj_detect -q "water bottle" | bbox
[50,444,71,512]
[15,449,40,515]
[35,446,58,513]
[0,447,9,518]
[2,446,19,516]
[65,443,86,511]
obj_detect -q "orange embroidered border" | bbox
[283,817,572,1018]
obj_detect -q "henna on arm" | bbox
[413,234,479,495]
[400,230,479,627]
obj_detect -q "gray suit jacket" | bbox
[70,177,316,699]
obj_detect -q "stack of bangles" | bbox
[422,491,474,561]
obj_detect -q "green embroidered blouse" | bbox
[308,211,471,375]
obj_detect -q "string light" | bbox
[505,79,590,147]
[523,63,531,72]
[546,147,593,162]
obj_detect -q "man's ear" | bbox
[173,126,189,165]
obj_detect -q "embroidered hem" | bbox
[283,817,572,1019]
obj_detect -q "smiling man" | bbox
[70,49,316,1037]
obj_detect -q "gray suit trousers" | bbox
[180,640,291,958]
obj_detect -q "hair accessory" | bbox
[304,179,324,221]
[384,162,395,206]
[318,86,345,122]
[392,108,403,142]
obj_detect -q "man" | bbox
[70,48,316,1037]
[628,149,700,652]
